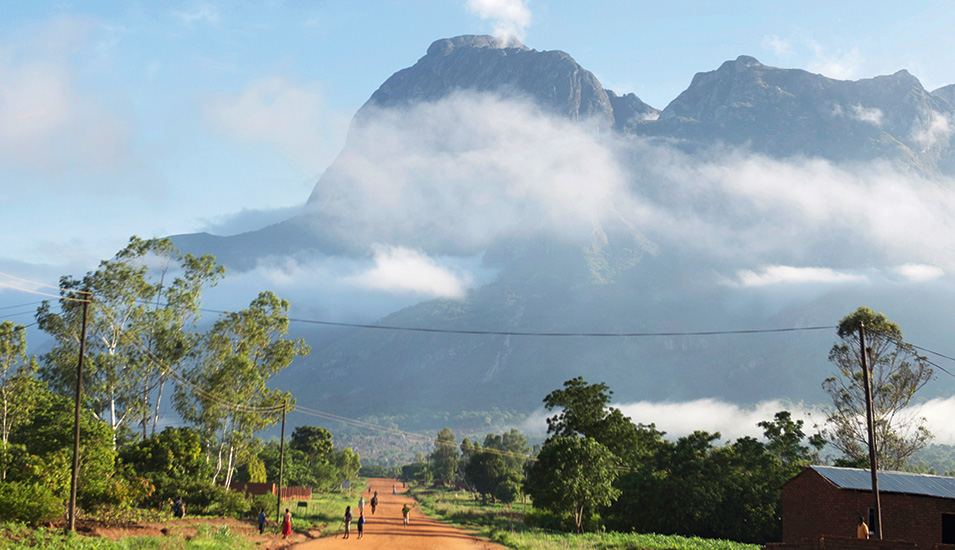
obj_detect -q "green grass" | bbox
[409,485,761,550]
[0,523,253,550]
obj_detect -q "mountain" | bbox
[173,37,955,427]
[637,55,955,174]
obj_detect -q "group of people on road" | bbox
[266,481,413,541]
[341,488,410,539]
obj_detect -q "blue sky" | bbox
[2,0,955,280]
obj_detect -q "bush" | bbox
[0,481,63,526]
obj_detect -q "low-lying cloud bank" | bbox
[522,397,955,447]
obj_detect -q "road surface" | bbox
[292,478,504,550]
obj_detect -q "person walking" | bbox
[357,512,365,539]
[358,495,365,516]
[343,505,352,539]
[257,508,266,534]
[282,509,292,539]
[370,491,378,515]
[402,503,410,526]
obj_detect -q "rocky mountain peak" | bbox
[425,35,528,57]
[363,35,620,128]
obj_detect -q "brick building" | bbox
[782,466,955,550]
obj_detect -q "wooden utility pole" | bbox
[68,291,91,532]
[860,322,883,539]
[277,400,287,524]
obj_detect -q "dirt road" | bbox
[292,478,504,550]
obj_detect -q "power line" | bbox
[200,308,836,338]
[0,301,44,311]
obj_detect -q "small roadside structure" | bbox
[780,465,955,550]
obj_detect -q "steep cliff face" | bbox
[639,56,955,174]
[364,35,618,126]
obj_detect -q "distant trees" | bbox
[823,306,934,470]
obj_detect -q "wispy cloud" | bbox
[345,246,474,299]
[850,104,883,126]
[466,0,531,45]
[732,266,866,287]
[203,77,337,176]
[895,263,945,282]
[762,35,792,56]
[0,16,131,178]
[173,3,220,26]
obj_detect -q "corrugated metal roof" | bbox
[811,465,955,500]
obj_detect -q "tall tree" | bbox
[290,425,334,469]
[36,236,223,444]
[175,291,307,488]
[823,306,934,469]
[430,427,458,485]
[543,376,660,464]
[525,436,620,533]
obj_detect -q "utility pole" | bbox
[277,400,287,524]
[860,322,883,539]
[68,291,91,532]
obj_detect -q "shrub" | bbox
[0,481,63,526]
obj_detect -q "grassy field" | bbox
[0,523,254,550]
[410,485,762,550]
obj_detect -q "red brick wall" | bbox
[782,469,955,550]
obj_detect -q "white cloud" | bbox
[733,266,866,287]
[850,104,883,126]
[0,17,131,177]
[174,3,220,26]
[895,263,945,283]
[466,0,531,45]
[307,92,636,253]
[913,111,953,150]
[916,397,955,445]
[204,77,334,176]
[524,397,955,446]
[762,35,792,56]
[345,246,474,299]
[806,43,862,80]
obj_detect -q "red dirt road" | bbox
[292,478,504,550]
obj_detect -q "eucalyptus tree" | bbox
[0,320,42,479]
[35,236,223,445]
[175,291,308,488]
[823,306,934,469]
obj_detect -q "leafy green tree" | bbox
[290,425,334,469]
[118,426,211,506]
[7,389,122,509]
[823,306,934,469]
[482,428,530,473]
[334,447,361,482]
[525,436,620,533]
[430,427,457,485]
[542,377,657,464]
[0,321,42,480]
[175,291,307,488]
